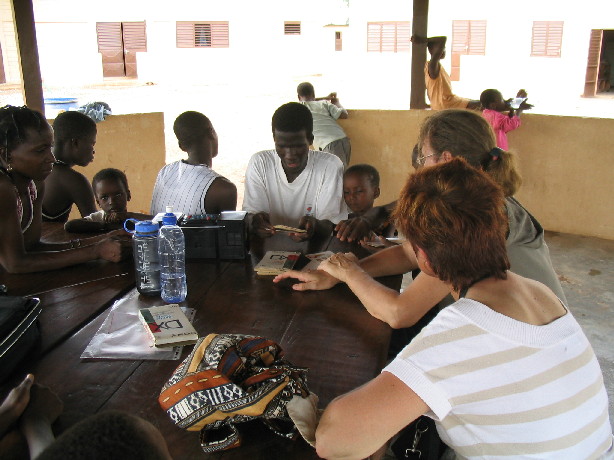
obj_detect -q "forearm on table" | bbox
[35,234,106,251]
[3,245,99,274]
[358,244,415,278]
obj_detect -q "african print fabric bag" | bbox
[159,333,313,452]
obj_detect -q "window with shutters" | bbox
[451,20,486,55]
[284,22,301,35]
[176,22,229,48]
[367,22,410,53]
[531,21,563,57]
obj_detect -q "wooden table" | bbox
[1,227,400,459]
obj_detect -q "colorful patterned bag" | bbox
[159,333,313,452]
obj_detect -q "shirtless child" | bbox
[42,111,97,222]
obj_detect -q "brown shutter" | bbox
[367,22,410,53]
[583,29,603,97]
[450,52,461,81]
[367,23,382,52]
[452,20,469,54]
[176,22,229,48]
[122,22,147,52]
[467,20,486,55]
[284,22,301,35]
[0,42,5,84]
[396,22,411,52]
[96,22,122,52]
[452,20,486,55]
[531,21,563,57]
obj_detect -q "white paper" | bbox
[81,288,195,360]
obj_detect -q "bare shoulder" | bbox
[205,176,237,212]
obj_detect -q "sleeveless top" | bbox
[0,169,38,233]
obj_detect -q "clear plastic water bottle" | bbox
[124,219,161,296]
[158,207,187,303]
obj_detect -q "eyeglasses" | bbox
[415,152,436,166]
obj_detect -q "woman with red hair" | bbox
[315,158,612,460]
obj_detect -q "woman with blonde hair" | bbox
[275,109,565,340]
[315,158,613,460]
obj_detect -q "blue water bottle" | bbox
[124,219,161,296]
[158,207,187,303]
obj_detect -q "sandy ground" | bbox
[1,78,613,208]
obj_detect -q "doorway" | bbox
[583,29,614,97]
[96,22,147,78]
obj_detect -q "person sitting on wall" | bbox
[297,82,351,167]
[42,111,98,222]
[314,158,613,460]
[0,105,129,274]
[412,35,481,111]
[242,102,347,240]
[65,168,148,233]
[150,111,237,216]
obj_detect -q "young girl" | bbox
[0,105,129,273]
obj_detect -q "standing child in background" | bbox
[297,82,351,167]
[65,168,141,233]
[42,111,98,222]
[343,164,396,240]
[481,88,533,150]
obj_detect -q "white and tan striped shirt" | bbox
[385,298,613,459]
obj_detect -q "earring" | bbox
[6,162,12,172]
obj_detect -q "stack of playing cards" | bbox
[273,225,306,233]
[254,251,301,276]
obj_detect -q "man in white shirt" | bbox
[242,102,347,240]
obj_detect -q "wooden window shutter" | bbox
[176,22,229,48]
[583,29,603,97]
[467,20,486,55]
[284,22,301,35]
[531,21,563,57]
[96,22,122,52]
[367,22,410,53]
[452,20,486,55]
[122,22,147,52]
[367,23,382,52]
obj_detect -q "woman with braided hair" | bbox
[0,105,129,273]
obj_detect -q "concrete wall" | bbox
[340,110,614,240]
[61,112,166,219]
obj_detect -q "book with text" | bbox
[253,251,301,275]
[138,304,198,347]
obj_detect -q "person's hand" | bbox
[106,228,131,239]
[104,211,129,224]
[273,269,340,291]
[95,237,131,262]
[335,217,372,242]
[289,216,316,242]
[317,252,362,284]
[359,235,399,253]
[516,89,528,98]
[410,35,427,44]
[519,100,534,110]
[251,212,275,238]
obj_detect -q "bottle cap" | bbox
[133,220,159,235]
[162,206,178,226]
